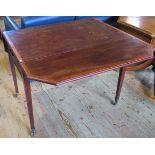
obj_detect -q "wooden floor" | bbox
[1,20,155,138]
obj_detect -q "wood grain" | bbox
[118,16,155,48]
[118,17,155,37]
[3,19,153,85]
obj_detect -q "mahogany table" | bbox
[2,19,153,136]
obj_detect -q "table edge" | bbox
[27,55,153,86]
[2,31,32,76]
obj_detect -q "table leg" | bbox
[0,29,2,40]
[115,67,126,104]
[152,52,155,97]
[23,75,35,137]
[152,67,155,97]
[8,53,19,96]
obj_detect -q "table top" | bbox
[3,19,153,85]
[118,16,155,37]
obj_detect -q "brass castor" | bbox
[114,97,118,105]
[13,92,19,98]
[31,128,36,137]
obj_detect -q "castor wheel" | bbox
[13,92,19,98]
[113,97,119,105]
[152,66,155,73]
[31,128,36,137]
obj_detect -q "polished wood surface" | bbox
[118,16,155,48]
[118,17,155,36]
[3,19,153,85]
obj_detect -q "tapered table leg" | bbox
[0,29,2,40]
[115,67,126,104]
[23,75,35,136]
[152,67,155,97]
[8,52,19,96]
[152,51,155,97]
